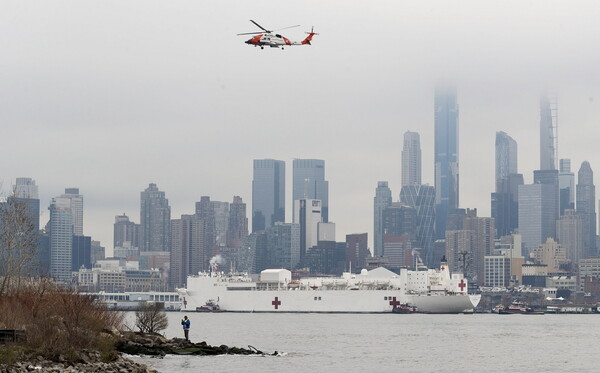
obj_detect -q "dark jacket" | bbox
[181,319,191,330]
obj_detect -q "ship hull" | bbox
[180,289,477,314]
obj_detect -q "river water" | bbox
[126,312,600,372]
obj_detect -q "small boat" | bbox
[498,301,544,315]
[196,299,222,312]
[392,303,418,314]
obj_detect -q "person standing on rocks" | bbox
[181,315,191,341]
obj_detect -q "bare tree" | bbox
[0,193,39,295]
[135,302,168,334]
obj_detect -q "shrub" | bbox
[0,280,124,362]
[135,302,168,334]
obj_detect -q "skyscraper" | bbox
[196,196,217,256]
[373,181,392,257]
[491,132,522,238]
[559,159,575,215]
[114,214,140,249]
[346,233,369,272]
[170,214,205,288]
[382,203,417,241]
[49,197,73,283]
[400,184,436,267]
[518,171,559,255]
[140,183,171,252]
[211,200,230,248]
[401,131,421,187]
[494,132,518,190]
[539,94,556,171]
[10,177,40,232]
[576,161,596,258]
[293,159,329,222]
[62,188,83,235]
[265,222,301,270]
[434,84,459,239]
[557,209,584,265]
[227,196,248,248]
[293,199,322,261]
[252,159,285,232]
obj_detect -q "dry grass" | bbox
[0,279,124,362]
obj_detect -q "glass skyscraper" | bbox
[400,184,436,267]
[434,84,459,239]
[292,159,329,223]
[252,159,285,232]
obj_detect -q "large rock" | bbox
[115,332,274,356]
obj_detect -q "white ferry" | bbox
[177,261,481,314]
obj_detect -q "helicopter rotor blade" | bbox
[237,31,264,36]
[250,20,270,32]
[273,24,301,32]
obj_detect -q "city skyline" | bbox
[3,1,600,254]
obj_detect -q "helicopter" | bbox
[237,20,317,50]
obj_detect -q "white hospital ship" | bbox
[178,260,480,314]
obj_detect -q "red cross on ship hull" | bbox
[272,296,282,310]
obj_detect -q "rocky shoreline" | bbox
[0,351,158,373]
[116,332,276,357]
[1,332,275,373]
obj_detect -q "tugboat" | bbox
[392,303,418,314]
[196,299,222,312]
[498,301,544,315]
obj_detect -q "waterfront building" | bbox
[401,131,421,187]
[578,258,600,291]
[557,209,584,266]
[346,233,369,272]
[140,183,171,252]
[559,159,575,215]
[293,159,329,222]
[400,184,436,267]
[227,196,248,248]
[294,199,322,260]
[576,161,596,258]
[373,181,392,258]
[61,188,83,235]
[49,197,73,283]
[252,159,285,232]
[434,84,459,239]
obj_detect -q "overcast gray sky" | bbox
[2,1,600,254]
